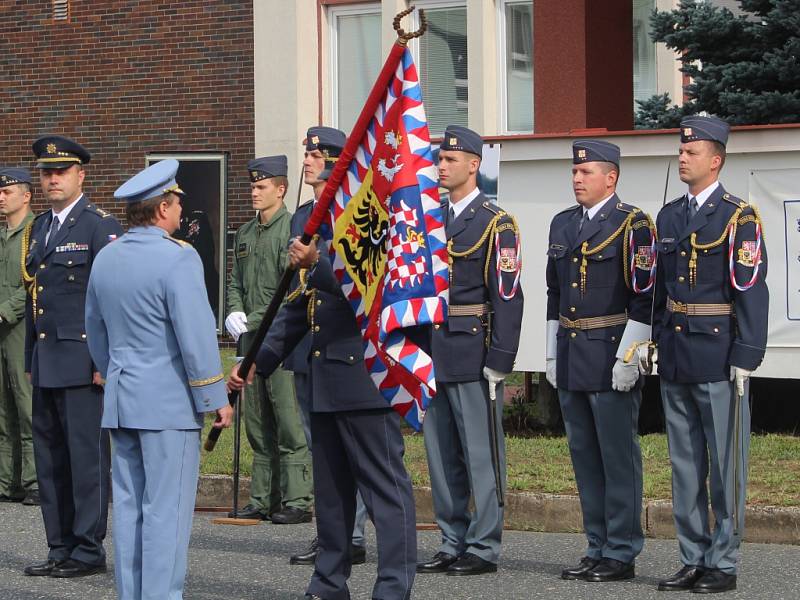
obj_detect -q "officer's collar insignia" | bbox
[47,143,57,154]
[683,127,692,136]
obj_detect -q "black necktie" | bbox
[577,211,589,234]
[46,215,60,246]
[686,196,698,225]
[448,206,455,226]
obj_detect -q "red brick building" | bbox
[0,0,254,321]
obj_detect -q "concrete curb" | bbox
[197,475,800,545]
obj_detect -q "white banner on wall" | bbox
[750,169,800,349]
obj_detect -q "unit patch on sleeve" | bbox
[499,247,518,272]
[634,246,654,270]
[737,241,757,267]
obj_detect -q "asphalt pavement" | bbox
[1,503,798,599]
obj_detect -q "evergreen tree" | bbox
[635,0,800,128]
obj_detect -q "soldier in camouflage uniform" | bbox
[225,155,313,523]
[0,168,36,505]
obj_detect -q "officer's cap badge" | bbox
[577,149,586,159]
[683,127,692,137]
[0,176,6,184]
[46,143,57,154]
[250,170,259,179]
[311,135,319,145]
[449,137,458,146]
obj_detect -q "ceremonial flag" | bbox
[305,44,448,430]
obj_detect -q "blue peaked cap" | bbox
[0,167,32,187]
[114,159,185,204]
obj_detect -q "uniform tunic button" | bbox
[572,257,578,263]
[570,307,576,313]
[316,299,322,306]
[39,264,45,269]
[39,332,46,339]
[611,336,616,342]
[680,251,687,257]
[81,334,86,339]
[67,260,73,265]
[313,325,320,332]
[37,309,43,315]
[37,286,43,292]
[434,324,440,330]
[348,355,354,361]
[313,350,321,358]
[68,275,75,281]
[713,327,719,333]
[570,332,577,338]
[674,326,682,332]
[678,276,685,282]
[598,254,603,259]
[571,282,578,288]
[472,327,477,332]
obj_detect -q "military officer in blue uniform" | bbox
[653,116,768,594]
[417,125,523,576]
[284,126,370,567]
[545,140,655,582]
[228,126,416,600]
[86,159,232,600]
[23,136,123,578]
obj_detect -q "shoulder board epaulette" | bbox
[85,204,112,218]
[481,201,504,216]
[165,235,191,248]
[554,205,580,218]
[615,201,635,213]
[33,211,49,222]
[667,196,684,206]
[722,192,747,208]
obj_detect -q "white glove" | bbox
[224,311,249,341]
[612,358,639,392]
[545,358,557,388]
[483,366,507,401]
[545,319,558,389]
[730,366,753,397]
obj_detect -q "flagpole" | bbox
[205,6,428,452]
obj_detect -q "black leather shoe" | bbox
[271,506,312,524]
[350,544,366,565]
[50,559,107,578]
[228,503,268,520]
[22,490,41,506]
[561,556,600,580]
[446,552,497,576]
[417,551,458,573]
[0,493,23,503]
[691,569,736,594]
[290,537,319,565]
[584,558,635,582]
[658,565,706,591]
[24,559,64,576]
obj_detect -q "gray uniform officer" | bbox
[418,125,524,576]
[654,116,768,594]
[24,136,123,579]
[86,159,231,599]
[546,140,655,582]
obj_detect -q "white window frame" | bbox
[327,2,382,131]
[497,0,534,134]
[406,0,468,134]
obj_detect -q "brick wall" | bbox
[0,0,254,335]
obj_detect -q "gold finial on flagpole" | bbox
[394,6,427,46]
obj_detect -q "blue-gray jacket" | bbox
[653,185,768,383]
[256,236,389,413]
[85,226,228,430]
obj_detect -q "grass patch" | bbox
[208,349,799,507]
